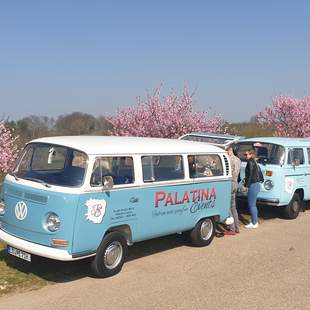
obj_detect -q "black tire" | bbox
[283,193,301,219]
[91,231,128,278]
[189,217,215,247]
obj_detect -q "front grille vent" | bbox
[6,186,48,204]
[24,192,48,204]
[6,187,23,198]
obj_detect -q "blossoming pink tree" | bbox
[108,88,225,138]
[0,122,19,174]
[257,96,310,137]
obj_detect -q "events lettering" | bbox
[153,187,217,216]
[155,188,216,208]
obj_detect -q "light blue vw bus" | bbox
[0,136,232,277]
[235,137,310,219]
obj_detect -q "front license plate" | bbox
[7,245,31,262]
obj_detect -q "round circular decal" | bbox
[15,201,28,221]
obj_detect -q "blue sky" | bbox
[0,0,309,122]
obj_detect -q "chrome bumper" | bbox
[0,229,88,261]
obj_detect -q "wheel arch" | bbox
[295,188,304,201]
[105,224,133,246]
[196,214,220,226]
[212,214,220,223]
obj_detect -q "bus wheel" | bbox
[190,217,215,247]
[91,231,128,278]
[283,193,301,219]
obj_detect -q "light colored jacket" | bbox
[229,153,241,183]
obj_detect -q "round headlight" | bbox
[0,200,6,215]
[46,213,61,232]
[264,180,274,190]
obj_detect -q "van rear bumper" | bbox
[0,229,94,261]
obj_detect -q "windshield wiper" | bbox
[9,172,20,181]
[23,177,52,188]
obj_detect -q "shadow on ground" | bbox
[0,248,91,283]
[213,200,310,235]
[1,201,310,285]
[0,233,188,284]
[238,200,310,225]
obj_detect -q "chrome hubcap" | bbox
[292,201,299,213]
[200,219,213,240]
[103,241,123,270]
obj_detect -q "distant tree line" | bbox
[227,119,275,137]
[2,111,274,152]
[1,87,309,179]
[4,112,112,149]
[2,105,275,151]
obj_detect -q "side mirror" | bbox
[292,159,300,167]
[102,176,114,190]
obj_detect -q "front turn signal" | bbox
[52,239,69,247]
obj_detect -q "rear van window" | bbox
[188,154,223,178]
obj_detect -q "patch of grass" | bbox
[0,242,51,297]
[0,241,91,297]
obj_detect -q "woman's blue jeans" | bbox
[248,182,261,224]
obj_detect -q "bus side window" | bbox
[288,148,304,165]
[188,154,224,178]
[142,155,184,182]
[91,157,134,186]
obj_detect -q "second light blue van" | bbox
[235,137,310,219]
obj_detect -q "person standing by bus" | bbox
[244,149,264,229]
[224,145,241,235]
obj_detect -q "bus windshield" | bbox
[235,142,285,165]
[12,143,88,187]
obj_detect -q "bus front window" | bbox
[13,143,88,187]
[235,142,285,165]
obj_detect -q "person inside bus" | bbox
[188,155,197,178]
[188,155,213,178]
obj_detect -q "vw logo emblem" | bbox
[15,201,28,221]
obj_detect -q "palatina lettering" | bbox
[155,188,216,208]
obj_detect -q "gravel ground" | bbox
[1,212,310,310]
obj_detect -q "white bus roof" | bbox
[30,136,226,155]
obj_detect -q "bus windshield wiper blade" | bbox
[9,172,20,181]
[23,177,52,188]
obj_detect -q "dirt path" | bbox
[1,213,310,310]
